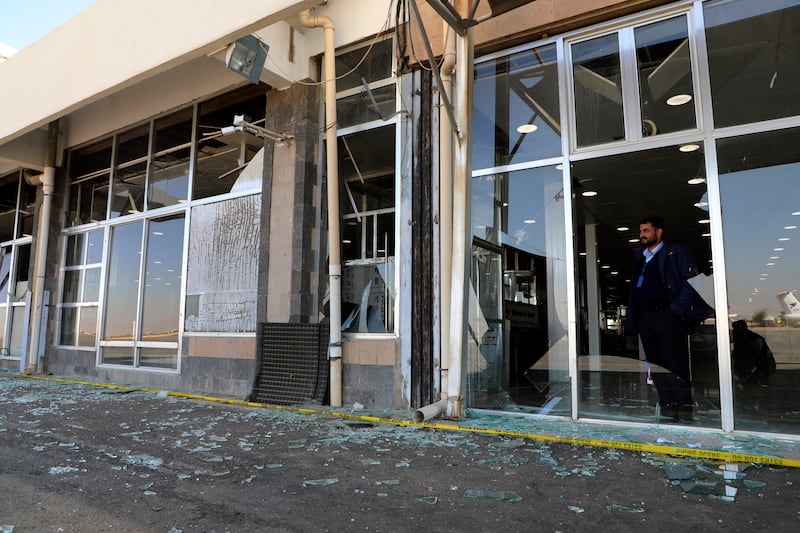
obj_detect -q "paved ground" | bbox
[1,375,799,532]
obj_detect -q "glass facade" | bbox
[468,0,800,434]
[59,85,267,370]
[0,171,34,360]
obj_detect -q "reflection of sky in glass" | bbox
[471,176,498,242]
[507,168,563,258]
[104,222,142,339]
[141,216,184,340]
[720,163,800,319]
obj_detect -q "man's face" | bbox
[639,223,662,249]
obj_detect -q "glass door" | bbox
[573,144,720,426]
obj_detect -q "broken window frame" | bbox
[334,36,400,336]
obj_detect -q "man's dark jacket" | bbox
[626,240,710,336]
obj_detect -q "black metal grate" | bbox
[251,322,329,406]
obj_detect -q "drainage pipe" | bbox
[446,0,473,419]
[438,17,456,407]
[26,120,59,373]
[299,9,343,407]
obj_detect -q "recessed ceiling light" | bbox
[616,226,629,231]
[582,190,598,197]
[601,265,610,269]
[579,252,587,256]
[702,233,711,237]
[342,239,352,244]
[556,163,564,170]
[516,124,538,134]
[785,225,798,230]
[502,202,508,207]
[687,177,705,185]
[694,201,708,208]
[523,219,536,224]
[667,94,693,106]
[628,238,639,243]
[774,247,785,251]
[698,219,710,224]
[766,262,775,266]
[680,144,700,153]
[778,237,791,241]
[793,211,800,216]
[611,271,619,275]
[770,256,780,259]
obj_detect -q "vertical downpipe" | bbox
[446,0,474,418]
[299,9,343,406]
[439,18,456,403]
[27,120,59,373]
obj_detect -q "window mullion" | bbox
[619,28,643,142]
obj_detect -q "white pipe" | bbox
[439,17,456,402]
[26,121,59,373]
[446,0,474,419]
[412,398,448,423]
[299,9,343,407]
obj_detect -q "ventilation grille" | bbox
[251,323,329,406]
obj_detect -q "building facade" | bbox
[1,0,799,437]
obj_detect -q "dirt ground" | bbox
[1,375,798,532]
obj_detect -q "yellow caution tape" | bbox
[10,373,800,468]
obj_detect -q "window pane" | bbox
[62,270,80,303]
[65,234,83,266]
[0,307,6,351]
[341,261,395,333]
[717,128,800,434]
[0,246,12,301]
[9,306,26,357]
[116,124,150,165]
[148,149,190,209]
[335,39,393,92]
[60,307,76,345]
[342,218,362,262]
[337,85,396,129]
[140,347,177,369]
[13,244,29,299]
[467,167,571,416]
[86,230,103,264]
[153,108,193,153]
[572,145,718,427]
[141,214,184,343]
[572,34,625,147]
[635,16,696,136]
[78,307,97,347]
[67,173,110,226]
[103,222,142,341]
[194,87,266,200]
[474,43,561,169]
[70,138,113,179]
[0,179,18,242]
[101,346,133,366]
[17,182,35,238]
[83,267,101,302]
[472,174,501,244]
[376,213,394,258]
[705,0,800,127]
[111,160,146,217]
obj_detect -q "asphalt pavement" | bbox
[1,374,798,532]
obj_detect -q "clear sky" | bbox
[0,0,95,51]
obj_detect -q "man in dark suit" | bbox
[626,216,709,423]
